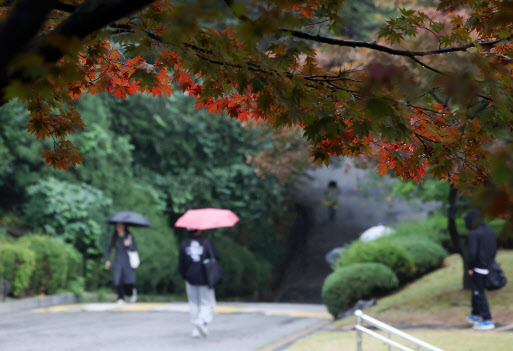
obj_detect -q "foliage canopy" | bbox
[1,0,513,218]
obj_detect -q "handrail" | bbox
[354,310,445,351]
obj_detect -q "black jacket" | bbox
[178,236,220,286]
[465,210,496,270]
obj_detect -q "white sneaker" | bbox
[473,320,495,330]
[129,289,137,303]
[116,299,125,305]
[194,320,208,337]
[191,328,200,338]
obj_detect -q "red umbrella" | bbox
[175,208,239,230]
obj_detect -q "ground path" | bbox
[0,302,331,351]
[276,160,440,302]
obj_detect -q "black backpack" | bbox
[486,261,507,290]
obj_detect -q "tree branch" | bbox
[281,28,510,57]
[0,0,59,69]
[0,0,158,102]
[55,1,78,12]
[408,56,442,74]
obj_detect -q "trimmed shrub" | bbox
[322,263,399,318]
[214,236,272,298]
[19,235,82,294]
[336,239,414,283]
[62,243,83,283]
[393,216,452,247]
[0,244,35,296]
[20,235,65,294]
[84,259,111,291]
[390,237,448,276]
[0,254,4,282]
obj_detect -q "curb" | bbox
[0,293,77,314]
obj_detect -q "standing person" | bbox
[465,209,497,330]
[104,222,138,304]
[323,180,340,221]
[178,228,219,338]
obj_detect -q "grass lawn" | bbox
[286,250,513,351]
[286,330,513,351]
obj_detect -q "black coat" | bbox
[178,236,220,286]
[465,210,496,270]
[104,232,138,285]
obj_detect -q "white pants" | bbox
[185,282,216,325]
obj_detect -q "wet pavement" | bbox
[0,302,330,351]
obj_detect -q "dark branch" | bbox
[0,0,59,69]
[408,56,442,74]
[0,0,16,6]
[281,28,510,57]
[0,0,158,102]
[55,1,78,12]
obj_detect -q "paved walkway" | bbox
[0,302,331,351]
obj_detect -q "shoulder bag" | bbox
[126,235,140,269]
[486,261,507,290]
[203,239,223,288]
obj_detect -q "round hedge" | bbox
[19,235,82,294]
[322,263,399,318]
[390,237,447,276]
[0,244,35,296]
[335,239,415,283]
[214,236,271,298]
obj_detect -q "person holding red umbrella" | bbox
[178,228,220,338]
[175,208,238,338]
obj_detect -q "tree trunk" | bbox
[447,183,470,289]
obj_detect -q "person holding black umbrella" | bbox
[105,211,151,304]
[104,222,138,304]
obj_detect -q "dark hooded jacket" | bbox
[178,235,220,286]
[465,209,496,271]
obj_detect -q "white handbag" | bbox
[127,250,140,269]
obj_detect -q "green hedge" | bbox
[62,242,83,284]
[322,263,399,317]
[391,237,447,276]
[19,235,83,294]
[0,244,35,296]
[84,259,111,291]
[335,240,415,283]
[214,236,272,298]
[393,216,452,247]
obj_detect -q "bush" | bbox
[0,254,4,282]
[322,263,399,317]
[390,237,448,276]
[0,244,35,296]
[393,216,452,247]
[336,240,414,283]
[84,259,111,291]
[24,177,112,258]
[62,243,83,283]
[68,276,85,300]
[214,236,272,298]
[19,235,83,294]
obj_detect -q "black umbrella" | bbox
[106,211,152,227]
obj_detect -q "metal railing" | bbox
[354,310,445,351]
